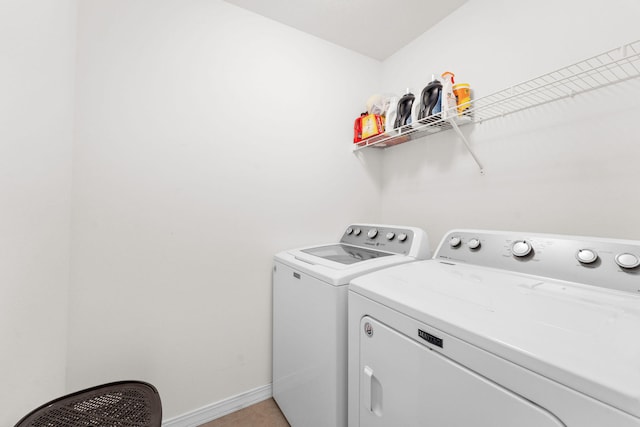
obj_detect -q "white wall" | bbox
[0,0,76,424]
[68,0,382,419]
[378,0,640,245]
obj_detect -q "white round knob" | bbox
[512,240,532,257]
[615,253,640,269]
[398,233,408,242]
[449,237,461,248]
[354,228,361,236]
[386,232,395,240]
[468,238,481,250]
[576,249,598,264]
[367,229,378,239]
[346,227,354,235]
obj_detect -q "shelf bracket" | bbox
[448,118,484,174]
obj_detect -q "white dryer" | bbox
[348,229,640,427]
[273,224,430,427]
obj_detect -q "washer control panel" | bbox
[341,224,415,255]
[435,229,640,294]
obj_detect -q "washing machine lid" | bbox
[300,244,393,265]
[350,260,640,418]
[275,244,414,286]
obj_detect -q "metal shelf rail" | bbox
[353,40,640,173]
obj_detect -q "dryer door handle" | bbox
[363,365,383,416]
[363,366,373,412]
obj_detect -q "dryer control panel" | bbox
[435,229,640,294]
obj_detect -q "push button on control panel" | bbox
[576,249,598,264]
[615,253,640,269]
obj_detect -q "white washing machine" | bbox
[348,229,640,427]
[273,224,430,427]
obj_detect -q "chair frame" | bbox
[14,380,162,427]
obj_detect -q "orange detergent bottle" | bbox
[453,83,471,116]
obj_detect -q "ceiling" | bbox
[223,0,467,61]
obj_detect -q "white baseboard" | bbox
[162,384,272,427]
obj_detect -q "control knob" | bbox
[398,233,408,242]
[511,240,532,257]
[615,253,640,269]
[468,238,481,250]
[386,232,395,240]
[346,227,354,235]
[449,237,462,248]
[576,249,598,264]
[354,228,361,236]
[367,229,378,239]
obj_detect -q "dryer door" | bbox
[358,316,565,427]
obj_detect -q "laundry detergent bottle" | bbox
[393,88,415,129]
[417,76,442,121]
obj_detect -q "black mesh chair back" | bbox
[14,380,162,427]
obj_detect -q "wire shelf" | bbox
[353,40,640,152]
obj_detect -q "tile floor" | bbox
[199,398,290,427]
